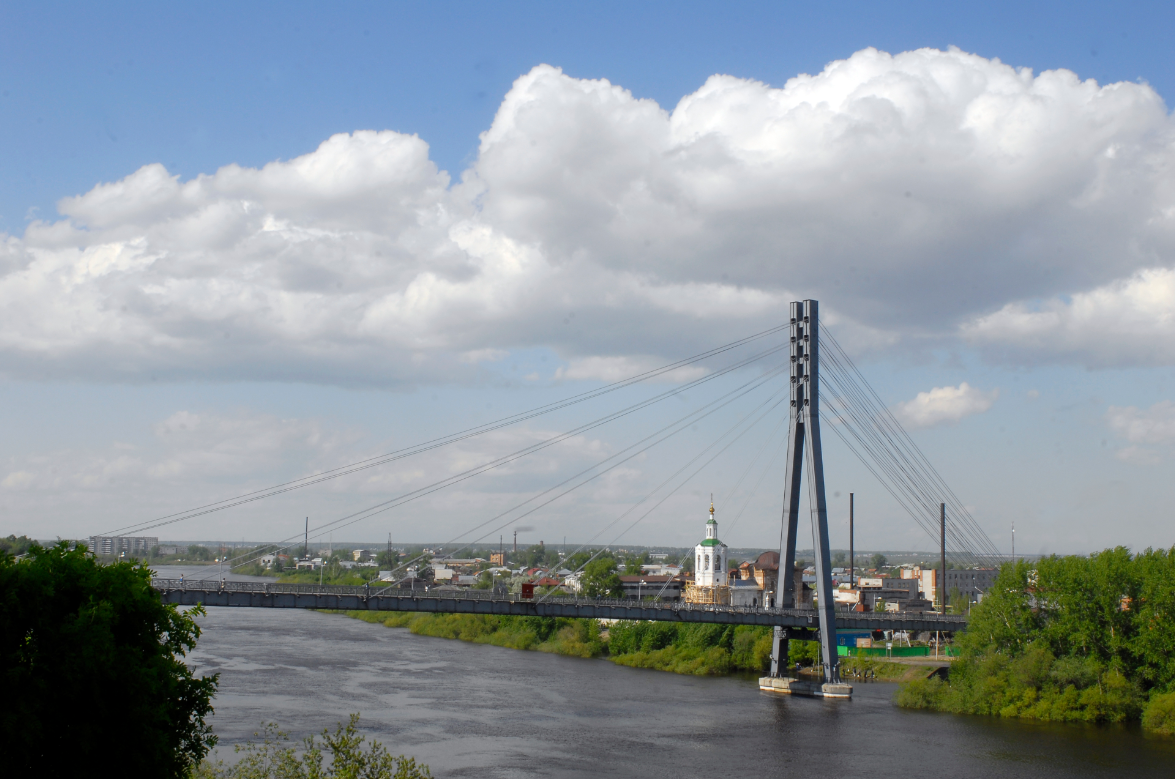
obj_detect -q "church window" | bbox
[704,554,710,568]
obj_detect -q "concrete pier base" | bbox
[759,677,853,699]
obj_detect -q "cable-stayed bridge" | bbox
[105,300,999,699]
[152,578,968,634]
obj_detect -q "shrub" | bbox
[195,714,431,778]
[1142,691,1175,736]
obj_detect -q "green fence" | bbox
[837,645,957,658]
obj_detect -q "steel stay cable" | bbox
[399,368,793,594]
[817,358,980,563]
[202,355,791,580]
[822,361,993,563]
[820,373,973,561]
[623,397,793,600]
[371,370,791,597]
[818,348,992,564]
[819,326,1001,561]
[818,336,982,550]
[819,409,976,567]
[723,417,790,542]
[380,362,793,584]
[102,323,792,537]
[147,340,792,561]
[543,388,792,604]
[819,382,980,567]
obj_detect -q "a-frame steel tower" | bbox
[772,299,841,685]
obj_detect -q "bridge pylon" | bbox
[767,299,846,691]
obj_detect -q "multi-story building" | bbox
[944,568,999,604]
[88,536,158,557]
[619,574,683,600]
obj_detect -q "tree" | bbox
[623,552,648,575]
[0,543,218,777]
[870,553,887,570]
[581,558,624,599]
[832,552,847,567]
[187,544,214,561]
[0,535,36,556]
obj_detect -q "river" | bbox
[159,567,1175,777]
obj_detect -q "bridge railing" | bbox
[150,578,968,627]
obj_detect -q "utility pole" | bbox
[1012,522,1015,564]
[304,517,309,561]
[849,493,854,586]
[940,503,947,614]
[513,529,517,553]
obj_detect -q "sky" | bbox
[1,1,1173,558]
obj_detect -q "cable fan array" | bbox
[817,325,1002,568]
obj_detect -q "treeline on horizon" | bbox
[897,546,1175,735]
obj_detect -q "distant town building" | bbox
[619,574,683,600]
[490,552,506,566]
[157,545,188,556]
[859,577,934,612]
[944,568,998,603]
[88,536,157,557]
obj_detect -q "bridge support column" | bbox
[773,300,844,689]
[768,626,789,677]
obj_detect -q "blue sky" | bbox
[1,1,1173,557]
[5,1,1173,231]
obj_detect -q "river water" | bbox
[160,567,1175,777]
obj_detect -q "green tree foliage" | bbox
[340,611,605,658]
[564,549,612,571]
[0,543,218,776]
[581,558,623,598]
[870,553,887,570]
[606,621,822,675]
[187,544,214,561]
[623,552,649,575]
[0,535,37,556]
[897,548,1175,733]
[517,543,561,569]
[195,714,431,778]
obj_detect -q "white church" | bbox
[683,501,732,604]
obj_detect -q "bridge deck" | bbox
[153,579,966,634]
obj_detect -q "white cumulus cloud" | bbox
[1,47,1174,384]
[894,382,999,428]
[962,268,1175,367]
[1106,400,1175,445]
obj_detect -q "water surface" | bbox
[164,567,1175,778]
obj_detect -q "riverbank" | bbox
[331,611,803,675]
[330,611,915,679]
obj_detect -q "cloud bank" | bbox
[894,382,999,429]
[2,47,1174,384]
[1106,400,1175,463]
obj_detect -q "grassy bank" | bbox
[336,611,605,657]
[330,610,968,684]
[895,549,1175,736]
[330,611,828,675]
[840,657,931,682]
